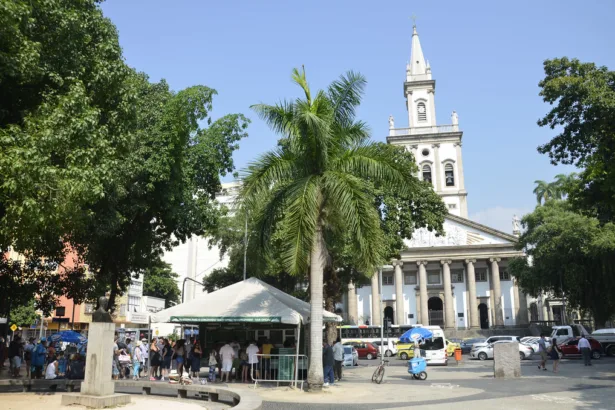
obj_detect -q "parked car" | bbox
[342,345,359,367]
[520,336,551,353]
[445,340,461,357]
[343,341,379,360]
[470,340,533,361]
[558,337,602,360]
[372,340,398,357]
[396,343,416,360]
[459,338,486,354]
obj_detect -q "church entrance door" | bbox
[428,297,444,327]
[384,306,394,325]
[478,303,489,329]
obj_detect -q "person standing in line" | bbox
[139,339,148,378]
[246,341,260,381]
[208,349,218,382]
[549,337,562,373]
[332,337,344,382]
[322,341,335,387]
[173,339,186,376]
[537,333,548,371]
[190,340,202,379]
[149,338,161,381]
[578,335,592,366]
[260,339,274,380]
[8,336,23,378]
[219,341,235,383]
[45,356,61,380]
[240,347,249,383]
[24,337,35,379]
[132,340,143,380]
[161,338,173,380]
[31,339,47,379]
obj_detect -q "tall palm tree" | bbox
[240,67,415,390]
[533,179,560,204]
[553,173,578,198]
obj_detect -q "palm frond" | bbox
[280,176,322,276]
[292,66,311,104]
[322,171,384,272]
[250,101,296,138]
[328,70,367,124]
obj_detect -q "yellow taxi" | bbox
[396,343,416,360]
[446,340,461,357]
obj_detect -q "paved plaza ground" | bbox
[1,355,614,409]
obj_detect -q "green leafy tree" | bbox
[241,68,430,389]
[509,201,615,327]
[537,58,615,222]
[141,258,181,308]
[533,180,561,204]
[10,300,38,328]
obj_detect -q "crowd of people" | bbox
[0,335,86,380]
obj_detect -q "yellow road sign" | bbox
[10,324,17,332]
[155,329,159,336]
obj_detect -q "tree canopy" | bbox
[0,0,249,316]
[537,58,615,222]
[509,201,615,327]
[141,258,181,308]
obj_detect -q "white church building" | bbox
[344,25,529,330]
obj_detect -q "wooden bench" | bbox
[0,379,80,392]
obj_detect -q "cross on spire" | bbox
[411,14,417,28]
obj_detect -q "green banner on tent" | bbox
[170,316,282,323]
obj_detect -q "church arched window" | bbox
[422,164,432,184]
[445,163,455,186]
[417,102,427,122]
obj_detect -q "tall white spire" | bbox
[407,25,431,82]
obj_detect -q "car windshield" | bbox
[343,346,352,354]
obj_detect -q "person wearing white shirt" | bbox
[45,360,59,380]
[578,336,592,366]
[246,341,260,381]
[219,342,235,383]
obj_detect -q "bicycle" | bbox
[371,358,389,384]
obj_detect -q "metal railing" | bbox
[389,124,459,137]
[250,353,308,390]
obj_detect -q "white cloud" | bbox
[470,206,532,234]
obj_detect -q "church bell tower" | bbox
[387,24,469,218]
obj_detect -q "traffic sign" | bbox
[10,324,17,332]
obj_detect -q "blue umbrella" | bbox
[47,330,87,344]
[399,327,433,344]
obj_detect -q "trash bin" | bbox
[454,348,462,362]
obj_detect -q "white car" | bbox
[520,336,551,353]
[372,340,398,357]
[470,340,533,361]
[343,346,359,367]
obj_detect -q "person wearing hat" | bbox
[31,339,47,379]
[132,340,143,380]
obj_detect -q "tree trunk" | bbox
[307,226,325,391]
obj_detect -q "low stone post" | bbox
[493,342,521,379]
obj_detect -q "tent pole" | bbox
[147,316,152,378]
[294,322,300,389]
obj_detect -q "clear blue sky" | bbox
[101,0,614,233]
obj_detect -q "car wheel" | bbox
[385,350,392,357]
[366,353,374,360]
[591,350,601,360]
[519,351,525,360]
[478,352,488,361]
[607,345,615,357]
[400,352,408,360]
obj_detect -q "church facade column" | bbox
[514,279,529,325]
[541,294,549,321]
[490,258,504,327]
[393,261,405,325]
[370,272,381,326]
[432,143,441,192]
[347,282,358,325]
[417,261,429,325]
[465,259,479,329]
[441,259,455,329]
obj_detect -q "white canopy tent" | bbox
[151,277,341,325]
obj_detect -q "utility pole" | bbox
[243,209,249,281]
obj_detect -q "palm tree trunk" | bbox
[307,225,325,391]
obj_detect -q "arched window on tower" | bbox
[445,163,455,187]
[417,102,427,122]
[422,164,432,184]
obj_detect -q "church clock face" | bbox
[418,105,425,113]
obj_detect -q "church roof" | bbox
[408,25,431,82]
